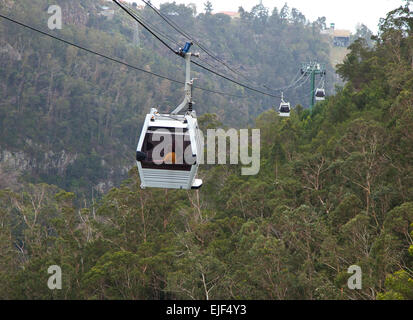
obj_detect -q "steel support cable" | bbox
[139,0,290,95]
[277,70,307,92]
[113,0,281,98]
[139,0,241,72]
[0,13,183,83]
[113,0,178,53]
[292,72,312,90]
[139,0,274,93]
[123,2,181,47]
[0,13,247,99]
[302,74,323,106]
[113,3,250,99]
[191,60,281,98]
[288,73,310,91]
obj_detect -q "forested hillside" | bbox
[0,1,412,300]
[0,0,333,196]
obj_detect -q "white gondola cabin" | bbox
[135,42,203,190]
[315,88,326,101]
[278,92,291,117]
[136,108,203,190]
[279,101,291,117]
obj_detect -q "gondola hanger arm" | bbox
[172,42,199,115]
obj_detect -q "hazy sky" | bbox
[126,0,406,33]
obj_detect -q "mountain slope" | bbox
[0,3,412,300]
[0,0,333,196]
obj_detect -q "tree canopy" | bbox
[0,0,412,300]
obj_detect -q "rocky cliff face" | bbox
[0,145,133,194]
[0,145,78,183]
[0,149,77,174]
[0,0,130,195]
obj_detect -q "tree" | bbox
[352,24,374,47]
[314,17,327,30]
[204,1,213,15]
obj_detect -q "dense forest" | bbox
[0,0,412,300]
[0,0,334,196]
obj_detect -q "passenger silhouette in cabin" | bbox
[163,140,184,165]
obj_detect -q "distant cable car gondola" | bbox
[278,92,291,117]
[136,42,203,190]
[315,88,326,101]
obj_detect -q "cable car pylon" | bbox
[301,62,326,109]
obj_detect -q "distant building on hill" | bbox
[99,1,144,20]
[333,30,351,47]
[321,23,351,47]
[99,5,115,19]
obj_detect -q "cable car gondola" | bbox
[315,88,326,101]
[278,92,291,117]
[136,43,203,190]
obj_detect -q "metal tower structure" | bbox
[301,62,326,110]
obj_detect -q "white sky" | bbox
[126,0,406,33]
